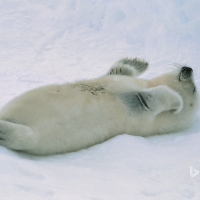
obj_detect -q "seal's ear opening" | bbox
[179,66,193,81]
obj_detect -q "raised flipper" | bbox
[107,57,148,77]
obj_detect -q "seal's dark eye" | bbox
[193,86,196,93]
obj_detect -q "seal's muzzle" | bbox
[179,66,193,80]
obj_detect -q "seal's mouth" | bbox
[179,66,193,81]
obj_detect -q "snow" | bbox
[0,0,200,199]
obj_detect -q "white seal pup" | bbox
[0,58,198,155]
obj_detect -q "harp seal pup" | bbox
[0,58,198,155]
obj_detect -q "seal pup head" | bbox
[150,65,199,129]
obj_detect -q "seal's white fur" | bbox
[0,58,198,155]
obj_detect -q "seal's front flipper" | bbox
[107,57,148,77]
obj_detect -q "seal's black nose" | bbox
[181,66,193,73]
[180,66,193,80]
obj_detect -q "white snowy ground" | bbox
[0,0,200,199]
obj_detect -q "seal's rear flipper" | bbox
[0,120,35,152]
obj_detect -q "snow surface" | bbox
[0,0,200,199]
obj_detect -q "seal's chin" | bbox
[179,66,193,81]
